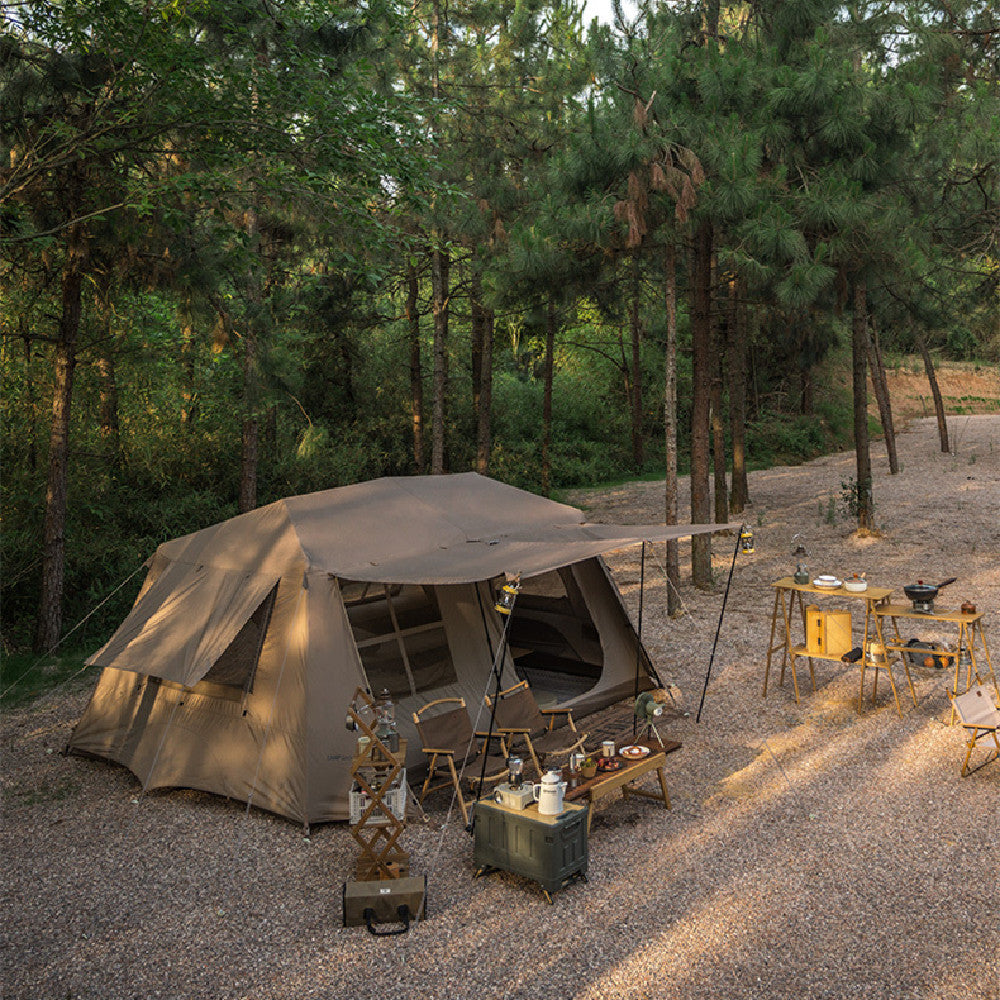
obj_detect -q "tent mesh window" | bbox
[343,582,457,699]
[197,584,278,695]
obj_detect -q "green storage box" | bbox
[473,799,588,900]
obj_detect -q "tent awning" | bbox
[321,521,734,584]
[86,561,280,687]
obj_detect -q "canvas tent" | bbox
[69,473,723,825]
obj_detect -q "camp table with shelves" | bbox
[764,577,899,713]
[872,603,997,722]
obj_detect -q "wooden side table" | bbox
[872,604,997,721]
[764,577,896,712]
[564,739,678,833]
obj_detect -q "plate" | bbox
[619,745,651,759]
[813,577,841,588]
[597,757,624,772]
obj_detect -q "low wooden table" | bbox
[564,739,679,832]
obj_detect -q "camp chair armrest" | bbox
[473,730,508,741]
[541,732,589,756]
[488,726,532,735]
[539,707,577,731]
[420,746,458,756]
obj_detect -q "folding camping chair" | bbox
[412,697,508,825]
[485,679,588,778]
[949,684,1000,776]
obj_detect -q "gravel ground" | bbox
[3,415,999,1000]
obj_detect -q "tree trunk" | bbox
[430,242,449,474]
[477,306,493,474]
[866,316,898,474]
[35,218,85,653]
[690,222,713,588]
[93,275,121,471]
[238,311,260,514]
[470,265,493,473]
[629,261,643,473]
[22,337,37,472]
[918,336,949,453]
[727,278,749,514]
[542,299,556,496]
[663,243,681,617]
[179,295,198,429]
[96,354,120,471]
[710,318,727,524]
[852,279,874,531]
[406,261,424,473]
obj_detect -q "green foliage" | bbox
[0,650,90,710]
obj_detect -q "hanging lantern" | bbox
[740,525,755,555]
[494,575,521,616]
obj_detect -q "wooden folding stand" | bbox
[346,688,409,880]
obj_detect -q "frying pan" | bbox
[902,577,957,603]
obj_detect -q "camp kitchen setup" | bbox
[64,474,996,934]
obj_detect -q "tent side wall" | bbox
[303,575,370,823]
[69,569,314,825]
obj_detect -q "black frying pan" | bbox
[903,577,957,602]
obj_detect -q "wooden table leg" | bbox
[974,622,998,700]
[779,591,794,688]
[763,588,783,698]
[621,767,671,810]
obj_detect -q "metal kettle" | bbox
[532,769,567,816]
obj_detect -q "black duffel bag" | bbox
[903,638,949,670]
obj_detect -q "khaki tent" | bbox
[69,473,722,825]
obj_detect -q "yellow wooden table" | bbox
[764,577,897,712]
[872,604,997,721]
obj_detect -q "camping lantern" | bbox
[507,755,525,789]
[374,689,400,753]
[791,534,809,584]
[740,525,755,555]
[494,575,521,616]
[633,690,667,745]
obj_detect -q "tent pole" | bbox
[467,587,516,834]
[633,541,646,737]
[695,527,742,723]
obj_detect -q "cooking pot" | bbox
[902,577,957,603]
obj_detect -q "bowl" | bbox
[844,580,868,592]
